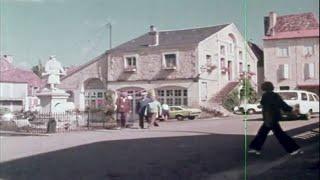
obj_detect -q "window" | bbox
[166,90,174,96]
[277,46,289,57]
[228,43,233,53]
[278,92,298,100]
[12,101,23,106]
[303,45,314,56]
[206,55,212,64]
[174,90,182,96]
[163,53,177,69]
[247,64,251,72]
[279,64,289,79]
[301,93,308,101]
[239,51,243,60]
[220,45,226,55]
[308,94,315,101]
[97,92,103,98]
[220,58,225,68]
[126,57,136,67]
[157,88,188,106]
[239,62,243,73]
[312,95,319,102]
[124,55,137,71]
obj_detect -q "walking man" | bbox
[136,92,152,129]
[145,90,162,128]
[248,81,303,155]
[116,92,131,129]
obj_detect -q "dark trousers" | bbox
[117,112,128,128]
[139,114,149,128]
[249,122,300,153]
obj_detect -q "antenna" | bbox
[106,22,112,50]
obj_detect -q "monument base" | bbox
[37,88,69,113]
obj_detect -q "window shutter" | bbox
[308,63,315,78]
[283,64,289,79]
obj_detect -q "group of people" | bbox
[115,82,303,156]
[115,90,170,129]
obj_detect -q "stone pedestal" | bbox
[36,88,69,113]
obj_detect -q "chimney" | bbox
[267,12,277,36]
[148,25,159,46]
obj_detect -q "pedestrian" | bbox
[136,91,152,129]
[145,90,162,128]
[248,81,303,155]
[116,92,131,129]
[161,102,170,121]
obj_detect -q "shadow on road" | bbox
[0,123,318,180]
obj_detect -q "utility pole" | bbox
[106,23,112,50]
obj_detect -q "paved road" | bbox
[0,114,319,180]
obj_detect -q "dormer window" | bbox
[124,55,137,72]
[163,52,178,70]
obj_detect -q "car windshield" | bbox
[278,92,298,100]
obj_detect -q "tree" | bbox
[240,78,258,103]
[32,60,44,78]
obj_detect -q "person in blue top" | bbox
[136,92,152,129]
[248,81,303,155]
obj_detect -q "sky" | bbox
[0,0,319,69]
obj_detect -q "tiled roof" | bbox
[109,24,230,53]
[264,12,319,40]
[0,58,42,88]
[62,24,230,80]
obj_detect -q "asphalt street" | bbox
[0,114,319,180]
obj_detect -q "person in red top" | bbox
[116,92,131,128]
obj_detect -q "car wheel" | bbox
[247,109,256,114]
[176,115,184,121]
[303,110,312,120]
[188,116,196,120]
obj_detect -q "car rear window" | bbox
[312,95,319,101]
[278,92,298,100]
[308,94,315,101]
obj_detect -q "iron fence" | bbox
[0,111,116,134]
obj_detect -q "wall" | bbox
[107,45,197,82]
[0,82,28,100]
[197,24,258,101]
[264,37,319,90]
[59,54,108,110]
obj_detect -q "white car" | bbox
[275,90,319,119]
[234,102,262,114]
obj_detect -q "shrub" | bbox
[223,90,240,111]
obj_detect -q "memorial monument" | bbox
[36,56,73,113]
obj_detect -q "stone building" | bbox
[263,12,319,94]
[59,24,258,114]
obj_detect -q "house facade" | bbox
[59,24,258,113]
[0,55,42,111]
[263,12,319,94]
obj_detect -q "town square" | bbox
[0,0,319,179]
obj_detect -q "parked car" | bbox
[0,107,15,121]
[168,106,201,120]
[233,102,262,114]
[275,90,319,120]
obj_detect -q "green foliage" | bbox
[223,90,240,111]
[240,78,258,103]
[31,61,44,78]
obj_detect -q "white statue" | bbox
[42,55,66,90]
